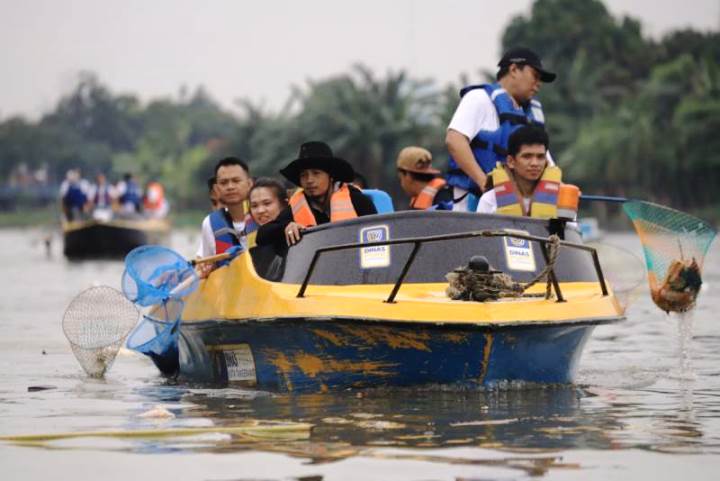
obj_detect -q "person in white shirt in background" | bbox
[115,173,143,215]
[86,172,116,221]
[59,168,91,221]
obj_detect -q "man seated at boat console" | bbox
[196,156,253,278]
[256,141,377,250]
[476,125,578,221]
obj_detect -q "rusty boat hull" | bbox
[170,317,603,392]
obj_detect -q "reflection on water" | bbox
[1,228,720,480]
[181,385,615,455]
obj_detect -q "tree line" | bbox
[1,0,718,214]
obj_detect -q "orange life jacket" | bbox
[143,182,166,211]
[289,183,357,227]
[410,178,447,210]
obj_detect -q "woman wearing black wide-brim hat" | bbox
[256,141,377,249]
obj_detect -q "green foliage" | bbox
[290,64,443,193]
[43,72,143,152]
[505,0,719,209]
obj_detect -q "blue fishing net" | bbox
[122,245,199,307]
[121,245,199,374]
[122,245,243,373]
[125,298,184,375]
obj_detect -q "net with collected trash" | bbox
[623,200,717,313]
[62,286,139,378]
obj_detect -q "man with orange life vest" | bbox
[143,180,169,219]
[196,157,253,277]
[476,125,562,218]
[396,146,453,210]
[256,141,376,250]
[446,47,556,212]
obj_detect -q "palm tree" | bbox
[289,64,442,194]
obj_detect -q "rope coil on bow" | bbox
[445,234,561,302]
[521,234,560,299]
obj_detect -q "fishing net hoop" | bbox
[122,245,199,307]
[623,200,717,313]
[62,286,139,378]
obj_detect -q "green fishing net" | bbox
[622,200,716,313]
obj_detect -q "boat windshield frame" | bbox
[296,229,609,303]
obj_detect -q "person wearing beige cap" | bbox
[396,146,453,210]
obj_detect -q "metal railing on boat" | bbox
[296,230,609,303]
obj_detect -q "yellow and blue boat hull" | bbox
[141,211,624,392]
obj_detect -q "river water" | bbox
[1,228,719,480]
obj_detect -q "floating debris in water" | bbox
[0,421,313,443]
[354,420,406,430]
[137,405,175,419]
[449,418,519,427]
[27,385,56,392]
[321,417,353,424]
[350,412,382,419]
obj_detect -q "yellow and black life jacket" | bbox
[491,163,562,218]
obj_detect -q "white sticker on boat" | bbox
[223,344,257,384]
[359,225,391,269]
[502,230,536,272]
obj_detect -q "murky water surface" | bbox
[1,228,719,480]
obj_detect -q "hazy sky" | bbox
[1,0,718,120]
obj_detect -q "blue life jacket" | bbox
[446,83,546,194]
[119,180,142,209]
[63,183,87,208]
[209,208,244,267]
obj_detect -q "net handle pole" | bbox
[190,252,232,266]
[166,251,235,297]
[580,195,630,204]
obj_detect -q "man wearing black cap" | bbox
[445,47,556,211]
[256,141,377,249]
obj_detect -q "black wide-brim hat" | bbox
[280,141,355,186]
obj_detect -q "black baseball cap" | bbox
[498,47,556,83]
